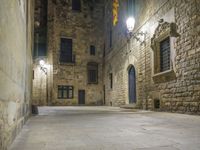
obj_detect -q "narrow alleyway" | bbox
[9,107,200,150]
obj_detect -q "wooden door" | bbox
[78,90,85,105]
[129,66,136,103]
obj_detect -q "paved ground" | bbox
[9,106,200,150]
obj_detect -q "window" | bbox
[60,38,74,63]
[34,34,47,57]
[37,43,47,56]
[32,70,34,80]
[127,0,136,16]
[58,85,73,99]
[103,43,105,57]
[160,37,170,72]
[90,45,96,55]
[72,0,81,11]
[109,73,113,89]
[151,21,178,83]
[88,62,98,84]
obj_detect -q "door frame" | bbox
[78,90,85,105]
[128,65,137,104]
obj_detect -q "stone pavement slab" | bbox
[9,106,200,150]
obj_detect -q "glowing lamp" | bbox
[126,17,135,32]
[39,60,45,67]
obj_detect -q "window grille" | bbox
[72,0,81,11]
[60,38,75,63]
[160,37,170,72]
[90,45,96,55]
[58,85,73,99]
[88,63,98,84]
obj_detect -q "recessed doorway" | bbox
[128,66,136,104]
[78,90,85,105]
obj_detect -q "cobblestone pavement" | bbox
[9,107,200,150]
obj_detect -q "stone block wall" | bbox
[0,0,34,149]
[32,0,49,106]
[47,0,105,105]
[32,58,48,106]
[104,0,200,114]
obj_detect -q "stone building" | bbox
[32,0,48,106]
[1,0,200,149]
[33,0,105,106]
[0,0,34,149]
[32,0,200,114]
[104,0,200,113]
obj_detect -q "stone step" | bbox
[120,104,139,109]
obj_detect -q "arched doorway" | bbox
[128,66,136,103]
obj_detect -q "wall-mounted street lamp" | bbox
[39,59,47,75]
[126,16,146,43]
[126,16,148,109]
[39,59,50,105]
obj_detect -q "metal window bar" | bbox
[59,53,75,63]
[88,63,98,84]
[57,86,74,99]
[160,37,170,72]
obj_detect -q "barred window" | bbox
[160,37,170,72]
[72,0,81,11]
[60,38,73,63]
[151,21,177,83]
[90,45,96,55]
[58,85,73,99]
[88,62,98,84]
[109,73,113,89]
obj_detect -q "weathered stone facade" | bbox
[104,0,200,114]
[32,58,48,106]
[32,0,200,114]
[33,0,105,106]
[0,0,34,149]
[32,0,48,106]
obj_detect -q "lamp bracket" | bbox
[127,31,147,44]
[40,66,47,75]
